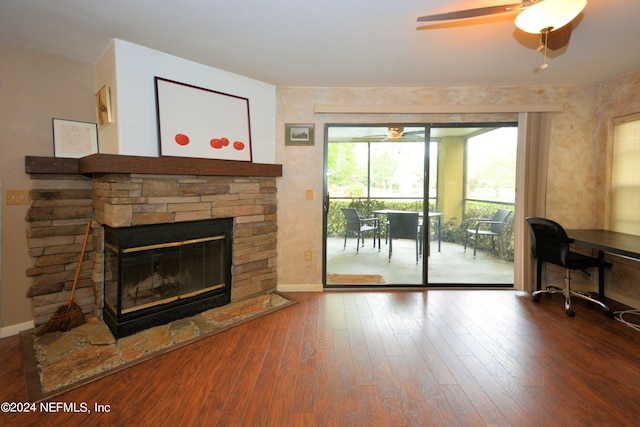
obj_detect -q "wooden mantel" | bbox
[25,154,283,177]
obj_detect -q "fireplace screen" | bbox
[103,218,232,337]
[106,236,226,313]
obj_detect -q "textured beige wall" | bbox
[596,69,640,226]
[275,85,600,290]
[594,69,640,306]
[545,86,600,226]
[0,40,95,329]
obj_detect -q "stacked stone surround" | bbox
[26,172,278,327]
[27,175,96,326]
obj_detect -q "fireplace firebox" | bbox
[103,218,233,338]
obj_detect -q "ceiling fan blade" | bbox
[417,3,523,22]
[545,23,573,50]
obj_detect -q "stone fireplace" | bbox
[25,154,282,330]
[103,218,233,337]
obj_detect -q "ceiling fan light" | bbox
[515,0,587,34]
[387,127,404,139]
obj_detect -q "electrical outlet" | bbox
[305,189,313,200]
[6,190,30,205]
[304,250,312,261]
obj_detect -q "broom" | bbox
[36,221,91,336]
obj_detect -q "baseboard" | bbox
[0,320,35,338]
[277,283,323,292]
[605,290,640,310]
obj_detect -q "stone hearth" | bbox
[24,293,295,401]
[25,155,282,327]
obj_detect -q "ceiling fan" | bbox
[417,0,587,68]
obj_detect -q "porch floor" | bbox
[327,237,514,286]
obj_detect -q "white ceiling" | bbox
[1,0,639,87]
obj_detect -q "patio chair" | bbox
[387,212,421,263]
[526,217,612,317]
[464,208,512,258]
[340,207,380,252]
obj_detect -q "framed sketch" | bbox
[95,85,112,129]
[285,123,314,146]
[52,119,99,158]
[155,77,252,161]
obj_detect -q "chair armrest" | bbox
[467,217,490,222]
[465,217,489,228]
[474,220,502,231]
[361,217,379,226]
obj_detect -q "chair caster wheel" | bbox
[565,309,575,317]
[532,294,540,303]
[604,310,614,319]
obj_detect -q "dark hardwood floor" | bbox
[2,290,640,426]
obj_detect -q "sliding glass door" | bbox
[324,123,516,288]
[426,125,516,286]
[324,125,428,286]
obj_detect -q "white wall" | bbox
[96,39,276,163]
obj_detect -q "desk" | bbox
[566,229,640,299]
[372,210,443,253]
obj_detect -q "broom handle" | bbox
[68,220,91,306]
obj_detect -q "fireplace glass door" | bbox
[106,236,226,314]
[103,218,233,337]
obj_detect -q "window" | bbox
[612,114,640,235]
[465,127,518,204]
[327,126,428,200]
[369,141,425,198]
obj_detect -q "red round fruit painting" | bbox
[175,134,190,146]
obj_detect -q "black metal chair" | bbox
[387,212,421,263]
[340,207,380,252]
[525,217,613,317]
[464,208,512,257]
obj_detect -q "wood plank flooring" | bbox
[2,290,640,426]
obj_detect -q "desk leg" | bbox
[598,250,605,301]
[437,217,441,252]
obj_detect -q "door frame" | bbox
[322,123,430,288]
[323,121,520,288]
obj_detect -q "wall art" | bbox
[95,85,113,129]
[155,77,252,161]
[52,118,99,158]
[285,123,315,146]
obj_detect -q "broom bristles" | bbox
[36,302,85,336]
[36,221,90,337]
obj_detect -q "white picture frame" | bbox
[52,118,99,158]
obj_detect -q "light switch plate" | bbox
[6,190,30,205]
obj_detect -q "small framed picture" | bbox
[95,84,112,129]
[285,123,314,146]
[52,119,99,158]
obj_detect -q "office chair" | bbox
[340,207,380,252]
[525,217,613,317]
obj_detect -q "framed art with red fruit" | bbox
[155,77,252,161]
